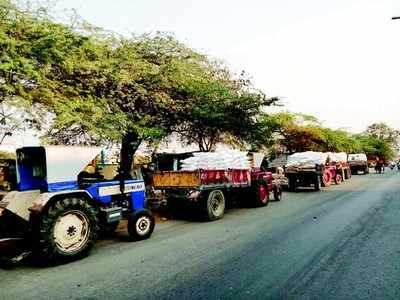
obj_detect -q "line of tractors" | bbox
[0,147,374,266]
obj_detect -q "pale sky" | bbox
[6,0,400,146]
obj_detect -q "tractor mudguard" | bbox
[29,190,93,214]
[0,190,92,221]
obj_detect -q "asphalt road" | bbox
[1,170,400,300]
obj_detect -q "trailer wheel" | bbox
[127,210,155,241]
[255,183,269,207]
[33,197,98,264]
[203,190,225,221]
[273,186,283,201]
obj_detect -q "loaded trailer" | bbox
[285,164,329,192]
[0,146,155,265]
[284,152,354,192]
[153,165,281,221]
[348,153,369,175]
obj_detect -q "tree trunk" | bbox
[120,131,141,179]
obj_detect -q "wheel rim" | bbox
[210,192,224,217]
[136,216,151,236]
[53,210,90,253]
[259,185,267,203]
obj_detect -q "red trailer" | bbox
[153,168,277,221]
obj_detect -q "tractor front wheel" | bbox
[334,174,342,185]
[127,210,155,241]
[33,197,98,264]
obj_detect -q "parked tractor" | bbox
[0,146,155,265]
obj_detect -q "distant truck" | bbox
[348,154,369,175]
[152,153,281,221]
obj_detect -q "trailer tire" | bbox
[203,190,225,221]
[33,197,98,264]
[127,210,155,241]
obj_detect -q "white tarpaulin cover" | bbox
[45,146,102,183]
[348,153,367,162]
[329,152,348,163]
[286,151,328,168]
[180,150,250,171]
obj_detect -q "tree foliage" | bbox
[1,0,277,154]
[256,112,397,160]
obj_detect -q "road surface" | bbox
[1,171,400,299]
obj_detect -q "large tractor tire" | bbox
[127,209,155,241]
[33,197,98,264]
[321,171,332,187]
[254,183,270,207]
[202,190,225,221]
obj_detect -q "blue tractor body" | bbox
[0,146,155,264]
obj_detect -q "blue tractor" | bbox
[0,146,155,264]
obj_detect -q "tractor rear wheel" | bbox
[127,210,155,241]
[321,171,332,187]
[33,197,98,264]
[254,183,269,207]
[203,190,225,221]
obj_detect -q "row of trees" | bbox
[1,1,398,162]
[256,112,399,160]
